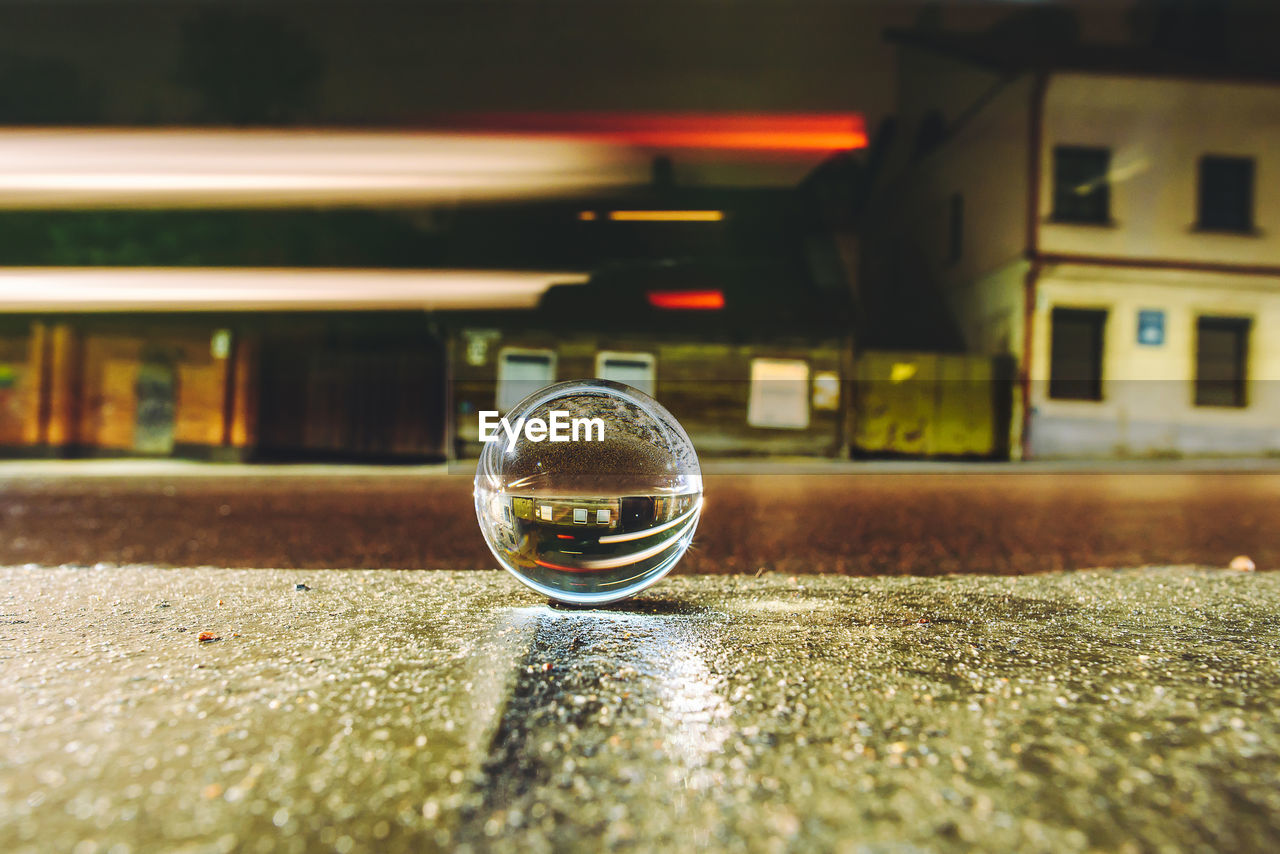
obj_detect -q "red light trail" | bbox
[435,112,867,153]
[647,290,726,310]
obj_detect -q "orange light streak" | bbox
[608,210,724,222]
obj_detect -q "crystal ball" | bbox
[474,379,702,605]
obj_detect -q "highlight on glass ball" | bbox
[474,379,702,605]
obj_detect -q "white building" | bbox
[866,28,1280,458]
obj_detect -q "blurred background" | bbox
[0,0,1278,464]
[8,11,1280,849]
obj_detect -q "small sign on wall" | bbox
[210,329,232,359]
[748,358,810,429]
[811,370,840,411]
[1137,310,1165,346]
[464,329,501,366]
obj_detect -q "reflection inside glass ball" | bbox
[474,379,702,605]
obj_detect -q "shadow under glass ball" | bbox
[474,379,702,605]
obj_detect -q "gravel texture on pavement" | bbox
[2,565,1278,853]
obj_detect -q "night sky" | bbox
[0,1,1138,131]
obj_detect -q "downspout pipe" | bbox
[1021,72,1049,460]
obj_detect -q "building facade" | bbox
[867,32,1280,458]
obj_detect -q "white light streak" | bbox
[0,129,644,207]
[0,267,588,312]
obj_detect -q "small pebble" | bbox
[1229,555,1256,572]
[295,583,311,591]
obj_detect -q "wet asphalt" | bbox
[1,465,1278,574]
[3,566,1278,853]
[2,464,1278,851]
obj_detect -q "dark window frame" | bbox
[1051,146,1112,225]
[1197,155,1255,234]
[1048,307,1107,402]
[1194,315,1250,408]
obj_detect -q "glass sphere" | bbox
[474,379,702,605]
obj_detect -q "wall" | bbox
[0,318,243,458]
[1025,73,1280,456]
[1040,73,1280,265]
[451,328,846,459]
[886,46,1010,180]
[253,317,445,461]
[1029,264,1280,457]
[865,60,1035,354]
[852,350,1012,458]
[0,327,32,446]
[75,328,228,452]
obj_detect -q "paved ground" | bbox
[3,566,1278,853]
[1,462,1278,574]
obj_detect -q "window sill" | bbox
[1190,225,1262,237]
[1046,216,1117,228]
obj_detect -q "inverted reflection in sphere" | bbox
[474,379,702,605]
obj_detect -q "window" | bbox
[1048,308,1106,401]
[947,193,963,264]
[595,351,656,397]
[1052,146,1111,224]
[1198,156,1254,233]
[1195,316,1250,408]
[496,348,556,411]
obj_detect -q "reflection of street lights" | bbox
[507,605,732,790]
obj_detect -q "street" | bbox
[3,464,1279,851]
[2,566,1278,852]
[1,462,1277,574]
